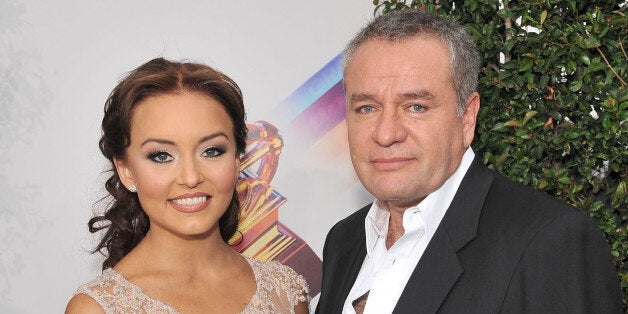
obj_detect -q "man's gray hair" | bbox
[343,10,480,116]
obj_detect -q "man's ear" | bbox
[462,92,480,148]
[113,157,135,189]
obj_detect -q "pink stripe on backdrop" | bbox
[288,81,346,145]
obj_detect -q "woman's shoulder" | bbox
[248,258,305,284]
[66,269,118,314]
[72,270,118,305]
[69,268,178,314]
[65,293,105,314]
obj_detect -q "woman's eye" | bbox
[147,151,173,163]
[202,147,225,158]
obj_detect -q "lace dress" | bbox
[74,257,310,313]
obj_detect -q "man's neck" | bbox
[385,198,426,249]
[386,207,407,249]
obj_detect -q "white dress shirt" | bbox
[342,148,475,314]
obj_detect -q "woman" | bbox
[66,58,309,313]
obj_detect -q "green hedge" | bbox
[374,0,627,306]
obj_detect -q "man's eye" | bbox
[357,105,375,114]
[147,151,173,163]
[410,104,426,112]
[202,147,225,158]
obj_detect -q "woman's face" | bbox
[115,91,240,239]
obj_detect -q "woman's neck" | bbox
[116,225,240,276]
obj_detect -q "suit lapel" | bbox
[332,235,367,312]
[326,206,369,313]
[394,157,494,313]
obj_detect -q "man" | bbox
[316,10,621,314]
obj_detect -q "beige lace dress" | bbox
[74,257,309,313]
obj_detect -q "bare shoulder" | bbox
[65,293,105,314]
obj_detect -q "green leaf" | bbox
[523,110,538,125]
[515,128,530,138]
[466,23,482,40]
[497,9,516,20]
[492,123,509,132]
[569,80,582,92]
[558,176,572,185]
[566,132,580,139]
[584,37,601,49]
[495,152,509,168]
[464,0,478,12]
[537,179,548,189]
[615,181,627,200]
[602,114,611,131]
[518,59,534,72]
[504,119,522,127]
[540,10,547,25]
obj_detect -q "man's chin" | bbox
[367,187,427,207]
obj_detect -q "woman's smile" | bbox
[169,193,212,213]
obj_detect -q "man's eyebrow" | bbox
[399,90,435,100]
[349,90,435,103]
[349,93,377,103]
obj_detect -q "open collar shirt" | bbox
[342,148,475,314]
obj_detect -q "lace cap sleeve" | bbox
[246,258,310,313]
[276,262,310,306]
[73,268,179,313]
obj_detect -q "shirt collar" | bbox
[418,147,475,237]
[364,201,389,254]
[363,147,475,255]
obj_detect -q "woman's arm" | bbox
[65,294,105,314]
[294,300,310,314]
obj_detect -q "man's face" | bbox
[344,35,479,211]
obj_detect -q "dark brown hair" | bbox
[90,57,247,269]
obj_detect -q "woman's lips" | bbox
[169,193,211,213]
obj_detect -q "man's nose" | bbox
[371,109,407,147]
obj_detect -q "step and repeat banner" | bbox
[0,1,373,312]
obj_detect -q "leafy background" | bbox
[375,0,627,306]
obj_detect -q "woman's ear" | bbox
[114,157,135,190]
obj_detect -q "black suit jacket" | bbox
[316,157,621,313]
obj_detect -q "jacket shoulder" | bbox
[486,168,583,218]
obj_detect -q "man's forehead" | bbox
[343,35,453,89]
[346,36,449,68]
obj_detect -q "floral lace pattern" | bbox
[75,257,309,313]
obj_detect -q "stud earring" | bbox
[128,185,137,193]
